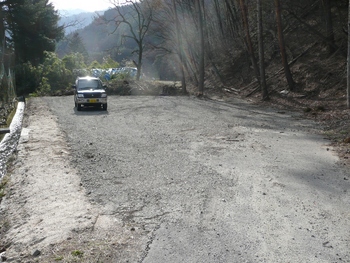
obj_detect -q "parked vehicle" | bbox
[72,76,108,111]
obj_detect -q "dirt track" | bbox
[0,96,349,262]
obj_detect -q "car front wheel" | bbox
[77,104,82,111]
[103,104,107,111]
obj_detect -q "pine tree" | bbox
[5,0,64,66]
[69,32,89,63]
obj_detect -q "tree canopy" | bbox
[3,0,64,66]
[0,0,64,94]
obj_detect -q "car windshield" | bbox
[78,79,102,90]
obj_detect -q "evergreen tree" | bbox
[4,0,64,66]
[68,32,89,63]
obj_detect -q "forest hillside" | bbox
[58,1,348,101]
[57,0,350,161]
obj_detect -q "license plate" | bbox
[88,99,97,103]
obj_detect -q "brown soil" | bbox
[204,45,350,167]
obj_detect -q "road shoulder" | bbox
[0,98,146,262]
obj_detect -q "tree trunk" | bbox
[238,0,261,88]
[213,0,224,38]
[322,0,335,54]
[136,43,142,81]
[172,0,187,94]
[257,0,268,100]
[111,0,152,82]
[347,0,350,108]
[224,0,239,38]
[202,0,225,86]
[274,0,295,91]
[196,0,205,95]
[0,8,5,66]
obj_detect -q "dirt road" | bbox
[1,96,349,262]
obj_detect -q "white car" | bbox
[73,76,108,111]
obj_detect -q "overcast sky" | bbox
[50,0,115,12]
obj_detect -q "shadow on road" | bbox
[73,106,109,116]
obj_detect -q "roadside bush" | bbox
[89,60,102,69]
[36,77,51,96]
[0,69,16,104]
[63,53,86,73]
[15,52,131,96]
[111,72,131,81]
[16,52,73,96]
[41,52,73,93]
[102,55,119,69]
[15,62,41,95]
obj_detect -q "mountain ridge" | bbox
[58,10,104,35]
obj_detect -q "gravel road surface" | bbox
[1,95,349,262]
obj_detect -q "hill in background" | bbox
[58,10,103,35]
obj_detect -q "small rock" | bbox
[0,252,7,261]
[32,249,41,257]
[343,137,350,143]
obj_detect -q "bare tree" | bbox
[223,0,240,40]
[238,0,260,87]
[213,0,224,38]
[274,0,295,91]
[108,0,153,80]
[172,0,187,94]
[195,0,205,95]
[322,0,335,54]
[257,0,268,100]
[347,0,350,108]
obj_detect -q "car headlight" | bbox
[101,93,107,98]
[77,94,84,98]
